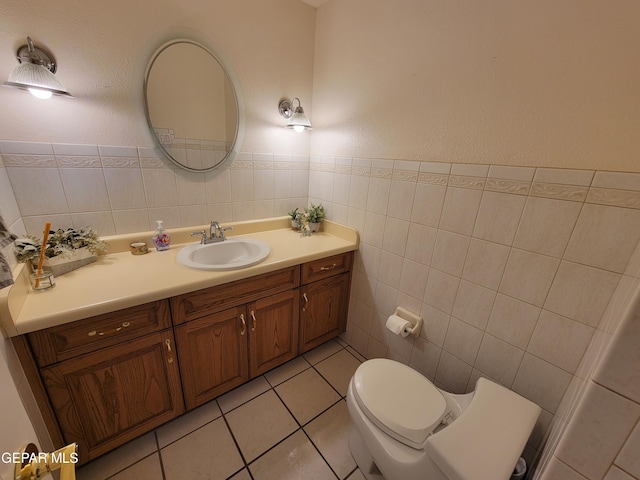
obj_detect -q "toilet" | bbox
[347,358,541,480]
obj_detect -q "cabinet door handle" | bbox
[303,293,309,312]
[320,263,338,271]
[88,321,132,337]
[250,310,257,332]
[165,338,172,352]
[240,313,246,336]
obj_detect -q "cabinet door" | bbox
[299,272,350,353]
[175,306,249,410]
[248,290,299,378]
[41,330,183,462]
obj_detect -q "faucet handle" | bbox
[191,230,207,244]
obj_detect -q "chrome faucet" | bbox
[191,220,233,244]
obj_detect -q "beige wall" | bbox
[311,0,640,172]
[0,0,315,155]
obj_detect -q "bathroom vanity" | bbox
[2,218,357,463]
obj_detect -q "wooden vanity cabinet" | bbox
[172,267,300,410]
[24,300,183,463]
[299,252,353,353]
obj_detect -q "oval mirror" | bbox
[144,39,241,172]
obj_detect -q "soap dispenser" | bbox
[152,220,171,251]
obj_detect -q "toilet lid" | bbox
[352,359,447,448]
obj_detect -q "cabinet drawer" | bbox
[301,251,353,285]
[28,300,171,367]
[171,266,300,324]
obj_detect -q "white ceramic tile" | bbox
[108,453,163,480]
[398,259,429,301]
[179,205,207,227]
[265,356,311,387]
[528,310,595,374]
[404,223,437,265]
[249,430,335,480]
[104,168,147,209]
[462,238,510,290]
[443,317,483,365]
[161,417,243,480]
[332,172,351,205]
[544,261,620,327]
[410,336,442,379]
[556,382,640,480]
[348,174,370,210]
[431,230,470,277]
[435,350,472,394]
[500,249,560,307]
[147,207,180,229]
[175,171,206,206]
[486,294,540,350]
[423,268,460,315]
[230,169,254,202]
[275,368,340,425]
[217,375,271,413]
[410,182,446,227]
[98,145,138,157]
[362,211,385,248]
[452,280,496,330]
[314,349,362,396]
[593,171,640,191]
[205,169,232,204]
[7,167,69,215]
[594,296,640,404]
[373,281,398,317]
[155,400,221,448]
[419,303,451,347]
[565,203,640,274]
[75,433,156,480]
[513,196,582,258]
[420,161,451,174]
[604,467,636,480]
[381,217,409,255]
[52,143,100,156]
[473,191,527,246]
[0,140,53,155]
[615,421,640,477]
[59,168,111,212]
[540,456,590,480]
[439,186,482,236]
[225,390,298,462]
[366,177,390,215]
[22,214,73,235]
[304,400,356,479]
[512,354,572,413]
[475,334,524,387]
[111,209,150,234]
[387,180,416,220]
[142,169,178,207]
[450,163,489,177]
[533,168,594,186]
[488,165,536,182]
[0,168,21,225]
[71,212,116,236]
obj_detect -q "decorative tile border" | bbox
[485,178,531,195]
[56,156,102,168]
[586,187,640,209]
[448,175,485,190]
[3,155,56,167]
[417,172,449,185]
[530,182,589,202]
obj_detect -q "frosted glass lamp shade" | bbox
[3,37,72,98]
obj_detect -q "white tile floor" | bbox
[76,339,368,480]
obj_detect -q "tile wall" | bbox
[0,140,310,237]
[307,156,640,463]
[3,141,640,478]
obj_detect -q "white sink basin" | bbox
[177,238,270,271]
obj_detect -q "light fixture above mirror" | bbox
[3,37,72,99]
[279,97,312,132]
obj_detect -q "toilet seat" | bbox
[352,359,448,449]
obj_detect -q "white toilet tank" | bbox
[426,377,541,480]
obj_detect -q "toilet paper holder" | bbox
[393,306,423,337]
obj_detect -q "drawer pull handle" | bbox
[87,321,133,337]
[250,310,257,332]
[240,313,246,336]
[320,263,338,271]
[165,339,172,352]
[303,293,309,311]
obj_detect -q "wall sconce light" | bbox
[3,36,72,99]
[278,97,312,132]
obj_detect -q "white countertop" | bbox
[0,218,359,337]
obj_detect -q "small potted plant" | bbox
[14,226,108,276]
[305,203,325,232]
[288,208,301,229]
